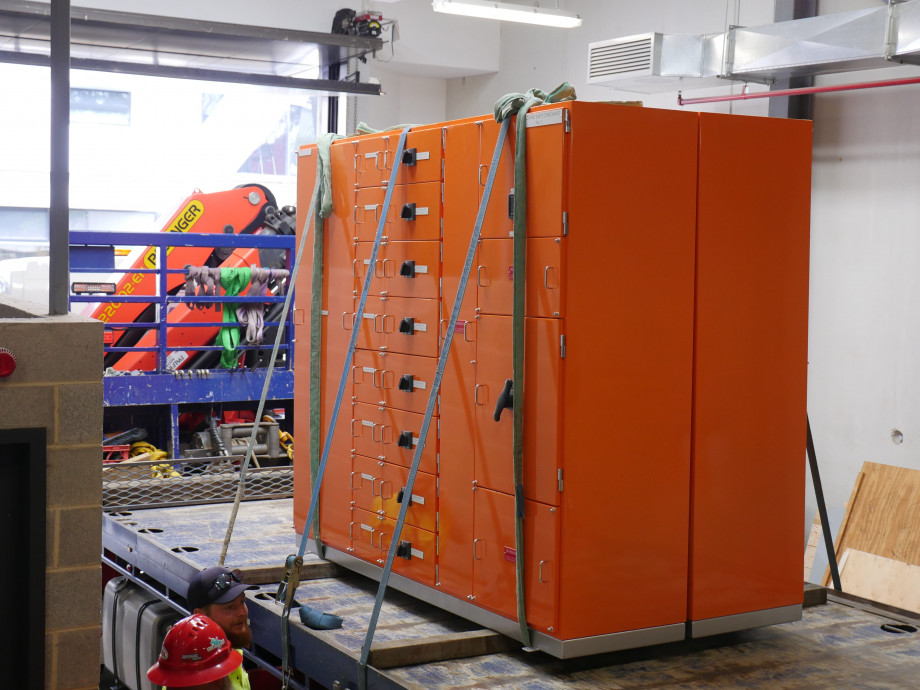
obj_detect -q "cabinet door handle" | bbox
[544,265,558,289]
[539,560,549,583]
[477,265,489,287]
[473,538,484,560]
[474,384,487,406]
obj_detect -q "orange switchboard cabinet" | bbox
[293,102,811,658]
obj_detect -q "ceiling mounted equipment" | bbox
[589,0,920,93]
[432,0,582,29]
[0,0,384,94]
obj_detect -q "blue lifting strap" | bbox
[357,116,512,689]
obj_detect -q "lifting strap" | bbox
[357,116,512,690]
[495,82,576,648]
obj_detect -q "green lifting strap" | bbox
[494,82,576,649]
[218,267,252,368]
[309,132,344,558]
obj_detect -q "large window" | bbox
[0,63,328,304]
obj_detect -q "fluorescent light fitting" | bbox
[432,0,582,28]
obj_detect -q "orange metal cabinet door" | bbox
[350,296,388,352]
[476,239,514,316]
[382,296,440,358]
[354,135,388,188]
[377,404,438,476]
[383,182,442,242]
[376,461,438,532]
[528,237,564,318]
[383,240,441,299]
[351,454,384,515]
[353,187,386,241]
[350,402,383,461]
[354,240,440,300]
[387,128,443,186]
[523,106,567,239]
[689,113,811,625]
[443,120,483,322]
[477,238,564,318]
[352,349,438,415]
[472,488,558,632]
[351,507,385,563]
[479,118,516,240]
[375,518,438,586]
[475,315,562,506]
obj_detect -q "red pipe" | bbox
[677,74,920,106]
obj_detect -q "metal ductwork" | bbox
[589,0,920,93]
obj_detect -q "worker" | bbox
[186,567,253,689]
[147,613,242,689]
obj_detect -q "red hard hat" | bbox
[147,614,242,687]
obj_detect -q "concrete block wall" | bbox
[0,297,103,689]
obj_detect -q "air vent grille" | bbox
[588,37,654,79]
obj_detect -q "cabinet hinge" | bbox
[562,211,568,236]
[564,109,571,133]
[557,468,564,492]
[560,334,566,359]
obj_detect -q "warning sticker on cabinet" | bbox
[504,546,517,563]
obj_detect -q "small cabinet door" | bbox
[472,488,558,633]
[352,402,438,475]
[354,240,440,300]
[352,349,438,415]
[353,183,441,242]
[354,128,443,188]
[351,508,437,586]
[383,296,440,358]
[351,456,437,532]
[477,237,564,318]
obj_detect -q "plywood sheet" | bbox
[839,549,920,614]
[824,462,920,586]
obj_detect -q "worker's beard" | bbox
[226,622,252,649]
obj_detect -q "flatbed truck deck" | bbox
[102,499,920,689]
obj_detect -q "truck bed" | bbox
[102,499,920,689]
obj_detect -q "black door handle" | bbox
[493,378,513,422]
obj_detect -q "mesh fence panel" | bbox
[102,455,293,511]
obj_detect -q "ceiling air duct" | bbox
[589,0,920,93]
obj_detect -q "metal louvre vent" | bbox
[588,36,654,80]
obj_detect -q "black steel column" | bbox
[49,0,70,314]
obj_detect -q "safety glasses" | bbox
[208,569,243,598]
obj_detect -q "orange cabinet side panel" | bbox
[472,488,559,632]
[556,103,698,639]
[294,145,357,540]
[689,113,811,622]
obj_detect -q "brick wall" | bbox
[0,297,102,689]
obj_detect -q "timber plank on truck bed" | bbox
[102,499,920,690]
